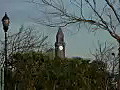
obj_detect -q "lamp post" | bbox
[2,12,10,90]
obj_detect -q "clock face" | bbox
[59,46,63,50]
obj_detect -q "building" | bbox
[55,27,65,59]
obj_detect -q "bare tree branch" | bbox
[0,25,50,67]
[28,0,120,41]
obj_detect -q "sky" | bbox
[0,0,117,59]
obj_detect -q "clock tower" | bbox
[55,27,65,59]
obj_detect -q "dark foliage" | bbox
[11,52,111,90]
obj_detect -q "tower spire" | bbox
[56,27,64,43]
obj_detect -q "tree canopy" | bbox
[11,52,110,90]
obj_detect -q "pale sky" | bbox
[0,0,117,59]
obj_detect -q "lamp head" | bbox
[2,12,10,32]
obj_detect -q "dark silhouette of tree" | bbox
[0,25,49,89]
[91,41,118,89]
[12,52,109,90]
[0,25,49,67]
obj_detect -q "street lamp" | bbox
[2,12,10,66]
[2,12,10,90]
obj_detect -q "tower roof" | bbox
[56,27,64,43]
[56,27,64,38]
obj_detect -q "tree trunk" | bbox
[118,41,120,90]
